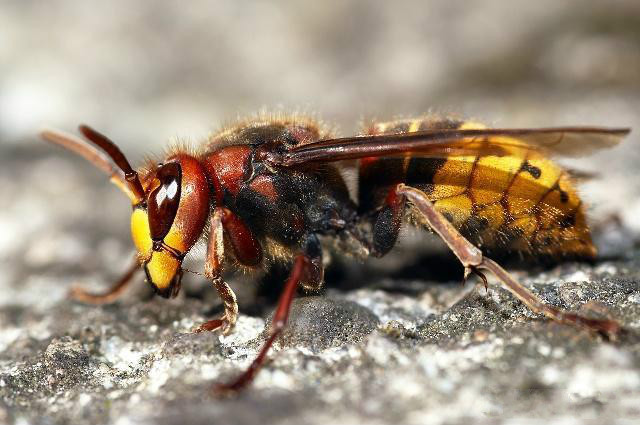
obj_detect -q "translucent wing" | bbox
[265,127,630,167]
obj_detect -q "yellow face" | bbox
[128,156,211,298]
[130,207,183,298]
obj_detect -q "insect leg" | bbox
[299,234,324,292]
[69,257,140,304]
[396,184,621,338]
[194,207,239,336]
[372,186,406,257]
[214,253,309,394]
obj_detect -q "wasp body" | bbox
[40,114,629,392]
[359,118,594,258]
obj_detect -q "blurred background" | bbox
[1,0,639,304]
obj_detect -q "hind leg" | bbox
[395,184,620,338]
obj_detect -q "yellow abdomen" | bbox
[358,118,595,258]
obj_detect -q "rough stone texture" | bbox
[268,297,380,351]
[1,256,640,425]
[1,1,640,424]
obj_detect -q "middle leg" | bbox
[214,254,309,393]
[213,233,323,393]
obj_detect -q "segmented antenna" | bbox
[78,125,146,203]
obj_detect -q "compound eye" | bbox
[148,162,182,241]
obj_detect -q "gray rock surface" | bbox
[1,254,640,425]
[1,1,640,424]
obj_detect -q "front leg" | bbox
[396,184,621,338]
[195,207,264,336]
[213,234,324,394]
[69,257,140,304]
[194,208,238,336]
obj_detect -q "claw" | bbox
[211,380,243,397]
[464,266,489,293]
[194,314,236,334]
[194,319,224,333]
[462,269,469,287]
[560,312,621,341]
